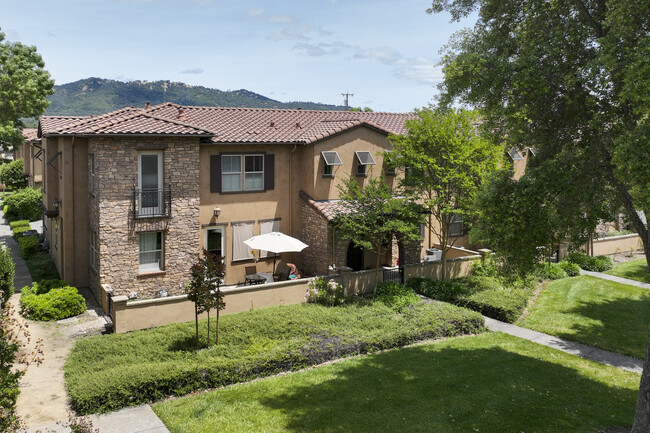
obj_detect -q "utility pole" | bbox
[341,92,354,108]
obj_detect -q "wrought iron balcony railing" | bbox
[131,186,172,218]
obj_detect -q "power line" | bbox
[341,92,354,108]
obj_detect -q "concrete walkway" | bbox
[581,269,650,290]
[484,317,644,373]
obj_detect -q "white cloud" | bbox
[353,47,404,66]
[292,41,347,56]
[181,68,204,74]
[269,23,331,41]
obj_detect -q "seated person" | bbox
[287,263,302,279]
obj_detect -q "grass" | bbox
[65,300,484,414]
[24,252,60,283]
[606,258,650,284]
[153,332,640,433]
[518,275,650,358]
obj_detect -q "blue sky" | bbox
[2,0,475,112]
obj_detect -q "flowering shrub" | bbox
[305,277,345,307]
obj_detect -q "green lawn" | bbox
[518,275,650,358]
[65,300,483,414]
[606,258,650,284]
[154,332,640,433]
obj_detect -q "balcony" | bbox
[131,186,172,218]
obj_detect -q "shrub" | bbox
[375,282,421,312]
[9,220,30,230]
[471,259,499,277]
[20,283,86,321]
[18,236,40,259]
[305,277,345,306]
[0,159,28,190]
[558,261,581,277]
[2,205,7,214]
[12,225,31,241]
[407,275,532,323]
[3,187,42,221]
[534,263,568,281]
[0,246,14,310]
[567,252,614,272]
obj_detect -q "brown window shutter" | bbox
[210,154,221,193]
[264,154,274,191]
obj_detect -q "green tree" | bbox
[428,1,650,428]
[0,29,54,151]
[0,159,28,190]
[186,250,226,348]
[389,107,501,278]
[334,173,424,289]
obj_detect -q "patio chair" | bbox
[244,265,264,285]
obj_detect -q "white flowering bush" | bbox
[305,277,345,307]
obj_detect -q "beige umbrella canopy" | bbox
[243,232,308,275]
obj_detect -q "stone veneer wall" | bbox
[300,202,332,276]
[89,137,200,299]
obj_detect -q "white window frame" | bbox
[89,230,98,272]
[204,226,225,258]
[138,151,163,215]
[222,154,265,192]
[139,231,163,273]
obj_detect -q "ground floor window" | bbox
[139,231,163,272]
[232,221,254,261]
[205,227,225,257]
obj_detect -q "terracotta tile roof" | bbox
[38,116,87,137]
[40,107,214,137]
[37,102,414,143]
[21,128,39,142]
[299,190,350,222]
[147,103,414,144]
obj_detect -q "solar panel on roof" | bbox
[355,151,376,165]
[322,151,343,166]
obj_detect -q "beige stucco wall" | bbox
[591,234,643,256]
[111,253,480,334]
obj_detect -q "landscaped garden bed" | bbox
[518,275,650,358]
[153,332,640,433]
[65,299,484,414]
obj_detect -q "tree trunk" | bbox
[216,310,220,345]
[632,333,650,433]
[206,310,210,348]
[441,248,448,281]
[194,305,199,349]
[374,245,382,295]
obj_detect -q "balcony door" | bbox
[138,151,163,216]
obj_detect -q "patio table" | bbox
[245,273,266,285]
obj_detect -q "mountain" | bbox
[45,78,346,116]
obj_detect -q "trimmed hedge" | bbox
[18,236,40,259]
[20,280,86,321]
[0,246,14,309]
[12,226,31,241]
[65,301,485,414]
[534,263,568,281]
[567,252,614,272]
[0,159,28,190]
[406,276,532,323]
[3,187,42,221]
[9,220,30,230]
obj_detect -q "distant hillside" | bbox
[45,78,346,116]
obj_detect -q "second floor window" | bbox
[89,153,96,195]
[355,151,376,176]
[222,154,264,192]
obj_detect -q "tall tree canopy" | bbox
[0,29,54,150]
[389,107,501,278]
[428,1,649,429]
[429,0,649,268]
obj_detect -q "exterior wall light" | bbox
[53,198,61,209]
[213,205,221,218]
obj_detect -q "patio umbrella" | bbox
[243,232,308,275]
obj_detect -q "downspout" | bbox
[289,144,298,262]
